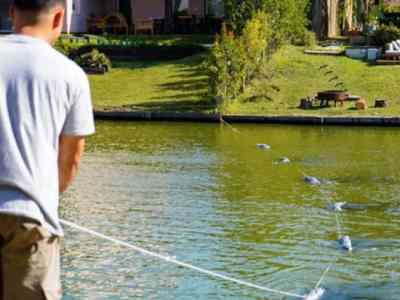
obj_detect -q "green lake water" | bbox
[61,121,400,300]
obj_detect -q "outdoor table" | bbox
[315,91,350,107]
[315,97,359,107]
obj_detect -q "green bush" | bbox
[240,11,271,84]
[224,0,309,44]
[206,25,245,104]
[54,40,81,56]
[299,30,318,49]
[371,24,400,46]
[74,49,112,72]
[206,12,274,107]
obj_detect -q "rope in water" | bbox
[314,261,335,290]
[334,213,343,239]
[221,119,334,291]
[61,121,334,298]
[60,219,306,299]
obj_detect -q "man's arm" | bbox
[58,135,85,194]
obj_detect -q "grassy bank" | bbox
[229,46,400,116]
[90,46,400,116]
[90,54,214,112]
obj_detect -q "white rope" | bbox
[60,219,306,299]
[334,213,343,238]
[314,261,334,290]
[220,117,242,134]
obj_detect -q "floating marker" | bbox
[338,236,353,252]
[304,288,325,300]
[328,202,346,212]
[278,157,291,164]
[304,176,321,186]
[256,144,271,150]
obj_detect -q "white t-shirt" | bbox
[0,34,95,236]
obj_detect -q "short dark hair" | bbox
[13,0,65,12]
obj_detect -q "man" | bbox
[0,0,95,299]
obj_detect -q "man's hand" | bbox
[58,135,85,193]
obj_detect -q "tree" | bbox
[224,0,310,44]
[327,0,339,37]
[343,0,354,33]
[312,0,328,39]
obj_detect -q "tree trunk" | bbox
[364,0,369,19]
[343,0,354,33]
[312,0,328,39]
[327,0,339,38]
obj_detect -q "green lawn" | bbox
[229,46,400,116]
[90,54,214,112]
[90,46,400,116]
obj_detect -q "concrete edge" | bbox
[304,50,345,56]
[94,111,400,126]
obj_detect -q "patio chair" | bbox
[105,12,129,34]
[87,15,107,34]
[134,19,154,35]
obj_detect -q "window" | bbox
[178,0,189,12]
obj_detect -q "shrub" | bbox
[206,12,275,107]
[206,25,246,104]
[54,40,81,56]
[380,12,400,28]
[224,0,309,44]
[74,49,112,72]
[240,11,271,85]
[371,23,400,46]
[299,30,318,49]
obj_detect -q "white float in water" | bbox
[338,236,353,252]
[304,288,325,300]
[304,176,321,185]
[328,202,346,212]
[256,144,271,150]
[279,157,291,164]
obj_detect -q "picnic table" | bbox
[314,91,360,107]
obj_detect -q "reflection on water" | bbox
[61,122,400,299]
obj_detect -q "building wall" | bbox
[189,0,204,16]
[132,0,165,20]
[385,0,400,5]
[65,0,117,33]
[70,0,107,32]
[131,0,206,21]
[62,0,221,33]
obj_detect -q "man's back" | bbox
[0,2,94,299]
[0,34,94,235]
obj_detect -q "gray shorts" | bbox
[0,214,62,300]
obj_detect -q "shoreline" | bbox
[94,110,400,126]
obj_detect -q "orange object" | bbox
[355,99,368,110]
